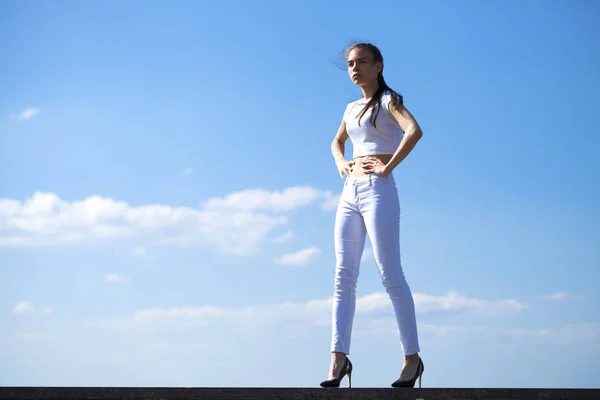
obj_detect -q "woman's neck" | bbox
[361,82,380,101]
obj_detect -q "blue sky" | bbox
[1,0,599,389]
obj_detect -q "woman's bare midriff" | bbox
[349,154,393,177]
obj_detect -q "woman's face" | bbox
[347,47,382,86]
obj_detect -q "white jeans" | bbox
[330,173,420,356]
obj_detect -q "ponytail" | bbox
[350,43,403,128]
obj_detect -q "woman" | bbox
[320,42,424,389]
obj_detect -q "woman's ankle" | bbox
[404,353,420,364]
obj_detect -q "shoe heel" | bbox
[347,359,353,388]
[348,370,352,388]
[320,356,353,389]
[391,357,424,388]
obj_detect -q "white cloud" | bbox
[354,319,600,346]
[10,107,39,121]
[133,306,226,322]
[203,186,323,212]
[87,300,332,330]
[0,192,287,256]
[353,292,388,312]
[420,323,467,336]
[42,306,54,314]
[106,273,128,283]
[273,231,294,244]
[0,184,341,254]
[89,290,529,331]
[361,247,374,262]
[182,167,193,175]
[541,291,570,301]
[273,247,320,266]
[348,290,528,315]
[320,191,340,211]
[132,246,146,258]
[355,319,467,338]
[471,323,600,346]
[12,301,34,314]
[413,290,528,315]
[11,302,55,315]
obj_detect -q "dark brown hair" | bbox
[344,42,403,128]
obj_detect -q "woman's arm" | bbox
[331,120,355,178]
[382,104,423,175]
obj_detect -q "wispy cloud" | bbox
[413,290,529,315]
[41,306,54,315]
[361,247,374,262]
[12,301,34,314]
[88,290,529,331]
[10,107,39,121]
[106,273,128,283]
[132,246,146,258]
[541,291,570,301]
[273,231,294,244]
[11,302,54,315]
[320,191,340,211]
[322,290,528,315]
[273,246,320,266]
[203,186,323,212]
[355,319,600,346]
[355,319,468,338]
[327,291,526,316]
[420,323,467,337]
[471,323,600,347]
[182,167,192,175]
[87,298,332,330]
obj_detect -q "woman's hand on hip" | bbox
[336,159,355,178]
[362,157,390,176]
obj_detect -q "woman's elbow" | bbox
[410,126,423,141]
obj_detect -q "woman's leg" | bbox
[359,176,420,357]
[330,190,366,356]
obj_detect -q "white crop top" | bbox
[343,90,404,159]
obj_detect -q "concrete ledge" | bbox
[1,387,599,400]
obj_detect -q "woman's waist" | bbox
[348,154,393,177]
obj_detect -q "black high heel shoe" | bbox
[391,357,424,388]
[320,356,353,388]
